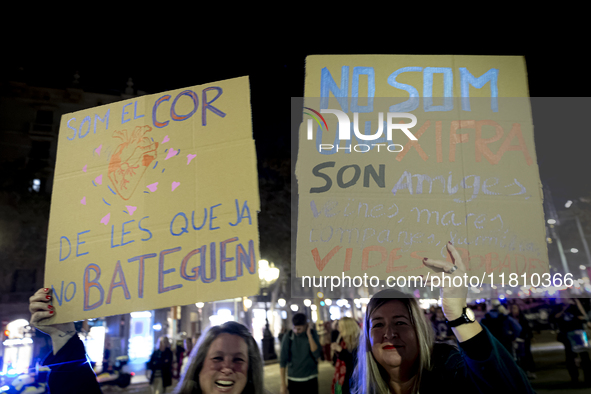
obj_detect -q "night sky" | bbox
[3,40,589,208]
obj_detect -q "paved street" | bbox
[106,330,590,393]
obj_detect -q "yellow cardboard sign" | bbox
[45,76,260,323]
[297,55,548,285]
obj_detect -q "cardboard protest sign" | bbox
[296,55,548,286]
[45,76,260,323]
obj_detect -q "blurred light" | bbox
[290,304,299,312]
[499,295,505,300]
[565,200,573,208]
[32,178,40,192]
[547,219,556,224]
[2,337,33,346]
[336,299,346,307]
[1,385,9,392]
[258,260,269,276]
[130,311,152,318]
[329,306,341,320]
[195,302,205,308]
[580,265,587,270]
[320,301,325,306]
[311,310,318,323]
[153,323,162,331]
[506,290,513,295]
[311,305,317,311]
[210,309,233,326]
[243,298,252,309]
[571,248,579,253]
[304,299,311,307]
[325,299,332,306]
[278,298,286,307]
[546,237,553,244]
[359,298,370,304]
[317,292,324,298]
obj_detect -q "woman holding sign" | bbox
[352,242,535,394]
[29,289,266,394]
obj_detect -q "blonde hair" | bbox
[353,289,434,394]
[338,317,360,350]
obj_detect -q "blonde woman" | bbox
[331,317,360,394]
[353,242,535,394]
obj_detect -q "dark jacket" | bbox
[420,326,535,393]
[333,340,358,394]
[148,348,173,387]
[350,326,534,394]
[42,335,103,394]
[279,329,322,379]
[480,310,522,352]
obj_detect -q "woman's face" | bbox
[369,300,419,374]
[199,333,249,394]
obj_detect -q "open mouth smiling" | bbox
[215,379,235,391]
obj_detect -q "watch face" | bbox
[466,308,475,321]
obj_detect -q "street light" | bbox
[258,259,280,361]
[195,302,204,335]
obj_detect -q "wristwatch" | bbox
[445,307,476,327]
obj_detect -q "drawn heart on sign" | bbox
[108,125,158,201]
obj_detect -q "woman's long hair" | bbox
[338,317,360,350]
[353,289,434,394]
[173,321,264,394]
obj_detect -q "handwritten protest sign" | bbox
[296,55,548,287]
[45,76,260,323]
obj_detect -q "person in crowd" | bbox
[322,320,334,362]
[509,303,536,379]
[553,296,591,386]
[330,319,340,366]
[315,320,327,361]
[352,242,535,394]
[331,316,360,394]
[148,336,173,393]
[102,339,111,373]
[473,302,487,323]
[430,307,455,345]
[175,321,264,394]
[278,319,288,344]
[174,338,186,379]
[279,312,322,394]
[29,288,265,394]
[480,299,522,357]
[180,337,194,378]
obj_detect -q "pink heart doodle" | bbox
[162,135,170,143]
[83,164,87,173]
[95,144,102,156]
[187,154,196,164]
[147,182,158,192]
[126,205,137,215]
[95,174,103,185]
[165,148,178,160]
[172,182,180,191]
[81,196,86,205]
[100,213,110,225]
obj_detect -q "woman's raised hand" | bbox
[422,242,469,321]
[29,288,76,354]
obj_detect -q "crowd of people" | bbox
[28,243,591,393]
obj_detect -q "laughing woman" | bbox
[353,242,535,394]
